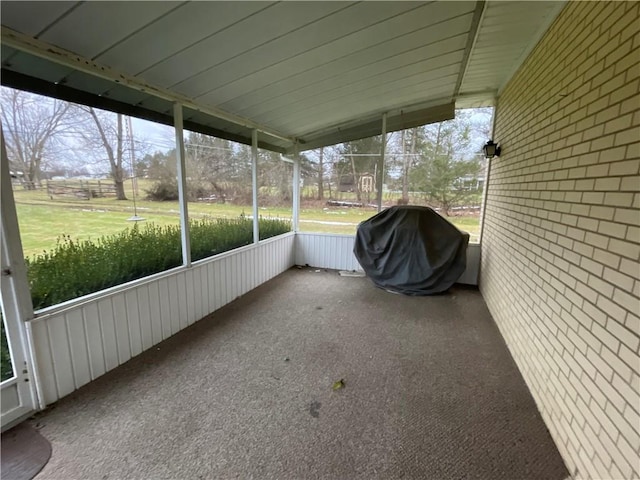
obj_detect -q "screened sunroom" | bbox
[1,2,638,479]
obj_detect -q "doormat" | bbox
[1,423,51,480]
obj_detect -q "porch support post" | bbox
[0,130,32,321]
[292,143,300,232]
[1,126,41,410]
[173,103,191,267]
[376,113,387,212]
[251,129,259,244]
[478,102,499,246]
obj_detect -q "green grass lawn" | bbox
[13,186,480,258]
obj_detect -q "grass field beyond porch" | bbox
[12,186,480,258]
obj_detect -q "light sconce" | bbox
[482,140,501,159]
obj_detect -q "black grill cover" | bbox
[354,206,469,295]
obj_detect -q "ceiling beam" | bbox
[453,0,486,100]
[0,69,287,153]
[1,26,296,146]
[290,102,455,153]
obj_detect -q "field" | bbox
[12,180,480,258]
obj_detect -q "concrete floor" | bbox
[30,268,568,480]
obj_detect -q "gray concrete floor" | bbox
[31,268,568,480]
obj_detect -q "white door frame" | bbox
[1,127,39,430]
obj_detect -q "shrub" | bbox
[26,216,290,310]
[145,179,179,201]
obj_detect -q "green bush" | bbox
[145,179,179,201]
[26,216,290,310]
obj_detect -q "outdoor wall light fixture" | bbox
[482,140,501,159]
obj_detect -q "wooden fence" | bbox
[46,180,118,200]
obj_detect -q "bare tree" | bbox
[78,108,128,200]
[0,88,73,189]
[317,147,324,200]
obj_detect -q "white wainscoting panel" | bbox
[295,233,362,271]
[295,233,480,285]
[29,233,295,406]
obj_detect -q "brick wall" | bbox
[480,2,639,479]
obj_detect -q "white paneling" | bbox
[30,320,57,405]
[97,298,118,371]
[124,290,142,358]
[233,255,241,301]
[212,261,222,313]
[144,2,348,89]
[82,302,105,380]
[46,315,74,398]
[39,2,181,59]
[112,294,131,364]
[226,256,235,303]
[0,2,78,37]
[296,233,361,271]
[460,1,565,95]
[147,282,162,346]
[176,272,188,330]
[65,309,91,389]
[185,2,421,99]
[199,265,208,321]
[137,287,153,351]
[185,269,196,326]
[28,234,295,406]
[295,233,480,286]
[96,2,272,75]
[157,279,172,341]
[167,275,180,336]
[232,40,466,121]
[210,3,473,108]
[272,74,457,133]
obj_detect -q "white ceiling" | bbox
[1,1,565,153]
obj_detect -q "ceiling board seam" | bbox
[281,81,455,129]
[191,1,445,100]
[293,102,455,153]
[202,9,476,107]
[274,75,458,132]
[453,0,486,99]
[35,1,84,38]
[0,26,295,144]
[299,96,455,140]
[170,1,362,92]
[228,36,468,116]
[252,64,461,126]
[134,2,278,77]
[91,2,188,62]
[497,1,567,95]
[1,1,84,67]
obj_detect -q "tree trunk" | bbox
[317,147,324,200]
[349,151,361,202]
[114,179,126,200]
[88,108,128,200]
